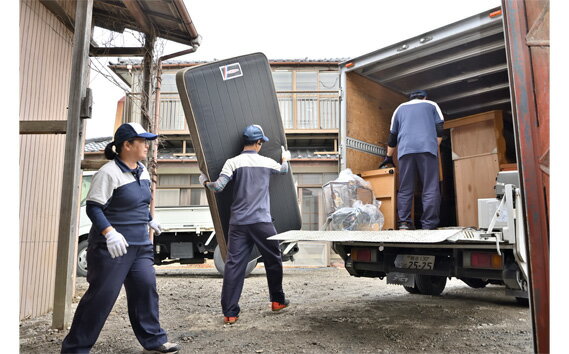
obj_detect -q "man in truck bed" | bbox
[379,90,444,230]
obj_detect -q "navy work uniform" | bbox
[388,94,444,230]
[206,149,289,318]
[61,158,167,353]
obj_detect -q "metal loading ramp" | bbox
[269,229,471,244]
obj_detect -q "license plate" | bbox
[394,254,435,270]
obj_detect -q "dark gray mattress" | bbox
[176,53,302,253]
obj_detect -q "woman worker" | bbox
[61,122,179,354]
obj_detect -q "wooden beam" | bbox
[52,0,93,330]
[39,0,74,32]
[144,9,180,23]
[81,159,108,171]
[122,0,154,35]
[90,45,146,57]
[20,120,67,134]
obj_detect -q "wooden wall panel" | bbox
[345,72,405,174]
[346,149,382,175]
[345,72,406,145]
[19,0,73,320]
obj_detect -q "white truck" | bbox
[271,7,531,302]
[77,173,298,277]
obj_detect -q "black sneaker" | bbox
[143,342,181,353]
[398,222,414,230]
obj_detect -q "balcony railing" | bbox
[277,91,339,130]
[124,91,339,133]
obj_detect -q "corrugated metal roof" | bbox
[85,137,112,152]
[92,0,199,46]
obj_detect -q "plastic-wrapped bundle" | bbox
[322,169,374,215]
[323,201,385,231]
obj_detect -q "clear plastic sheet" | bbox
[321,169,385,231]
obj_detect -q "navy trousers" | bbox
[61,243,167,354]
[221,222,285,317]
[397,152,441,229]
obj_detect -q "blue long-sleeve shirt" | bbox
[86,158,153,245]
[389,99,444,158]
[205,150,288,225]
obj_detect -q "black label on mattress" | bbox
[219,62,243,81]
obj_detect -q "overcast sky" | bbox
[86,0,503,139]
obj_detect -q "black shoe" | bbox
[398,222,414,230]
[143,342,181,353]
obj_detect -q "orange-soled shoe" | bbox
[271,299,290,312]
[223,316,238,324]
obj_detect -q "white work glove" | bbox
[199,173,208,187]
[149,219,162,236]
[104,229,129,259]
[281,146,291,162]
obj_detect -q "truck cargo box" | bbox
[338,7,516,228]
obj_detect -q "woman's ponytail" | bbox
[104,142,117,160]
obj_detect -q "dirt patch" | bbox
[20,265,533,353]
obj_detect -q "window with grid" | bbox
[272,69,339,130]
[294,173,338,230]
[273,70,293,128]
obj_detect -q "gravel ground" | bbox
[20,263,533,353]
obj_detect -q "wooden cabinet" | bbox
[361,168,397,230]
[444,110,506,227]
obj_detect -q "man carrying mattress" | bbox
[199,124,292,325]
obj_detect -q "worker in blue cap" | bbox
[199,124,292,325]
[61,122,180,354]
[379,90,444,230]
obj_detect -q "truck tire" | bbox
[403,285,420,294]
[213,245,257,277]
[460,277,489,289]
[76,240,88,277]
[415,275,447,296]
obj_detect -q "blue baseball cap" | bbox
[409,90,428,99]
[113,122,158,146]
[243,124,269,142]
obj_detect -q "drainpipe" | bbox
[148,36,201,242]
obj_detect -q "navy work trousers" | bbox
[397,152,441,229]
[221,222,285,317]
[61,243,167,354]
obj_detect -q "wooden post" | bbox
[149,62,162,243]
[141,33,156,241]
[52,0,93,329]
[141,33,155,132]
